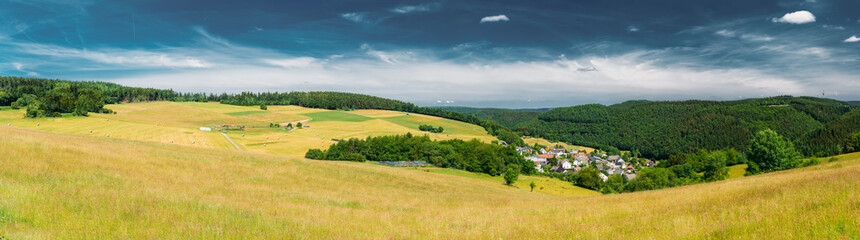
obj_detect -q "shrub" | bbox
[503,168,518,185]
[747,129,801,174]
[305,149,325,159]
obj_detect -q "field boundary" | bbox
[221,132,242,151]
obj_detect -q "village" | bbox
[514,144,655,182]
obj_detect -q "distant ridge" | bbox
[452,96,859,159]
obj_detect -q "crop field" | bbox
[2,126,858,239]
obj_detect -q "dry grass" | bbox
[0,102,497,157]
[1,126,858,239]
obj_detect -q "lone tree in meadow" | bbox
[529,182,536,192]
[503,168,518,185]
[746,129,801,175]
[297,122,303,128]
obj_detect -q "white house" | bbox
[525,155,548,165]
[559,159,573,170]
[599,173,608,182]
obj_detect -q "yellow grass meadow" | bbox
[1,125,858,239]
[0,102,498,157]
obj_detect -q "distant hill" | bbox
[459,96,857,159]
[847,101,860,106]
[435,107,543,128]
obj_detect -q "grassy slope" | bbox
[2,126,858,239]
[0,102,497,157]
[523,137,597,153]
[727,164,748,179]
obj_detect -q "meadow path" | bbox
[221,132,242,151]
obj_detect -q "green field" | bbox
[224,110,268,116]
[728,164,748,179]
[301,111,374,122]
[2,126,858,239]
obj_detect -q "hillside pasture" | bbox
[0,102,500,157]
[1,126,857,239]
[0,109,234,150]
[524,137,596,153]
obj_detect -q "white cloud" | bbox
[627,26,640,32]
[359,44,419,64]
[771,10,816,24]
[11,42,210,68]
[741,34,774,42]
[11,62,39,76]
[390,3,441,14]
[480,15,509,23]
[845,35,860,43]
[262,57,321,69]
[340,12,367,23]
[715,30,773,41]
[822,25,845,30]
[715,30,736,37]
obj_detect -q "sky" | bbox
[1,0,859,108]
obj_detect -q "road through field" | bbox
[221,132,243,151]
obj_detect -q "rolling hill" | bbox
[445,97,859,159]
[0,101,497,157]
[1,125,857,239]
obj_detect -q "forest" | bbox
[435,106,544,128]
[305,133,536,177]
[451,97,860,159]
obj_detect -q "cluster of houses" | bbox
[518,146,655,182]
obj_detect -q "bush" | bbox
[800,158,821,167]
[305,149,325,159]
[747,129,802,174]
[572,167,603,190]
[260,104,267,110]
[503,168,518,185]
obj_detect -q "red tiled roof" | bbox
[537,154,555,159]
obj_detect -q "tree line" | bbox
[418,124,444,133]
[305,133,536,177]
